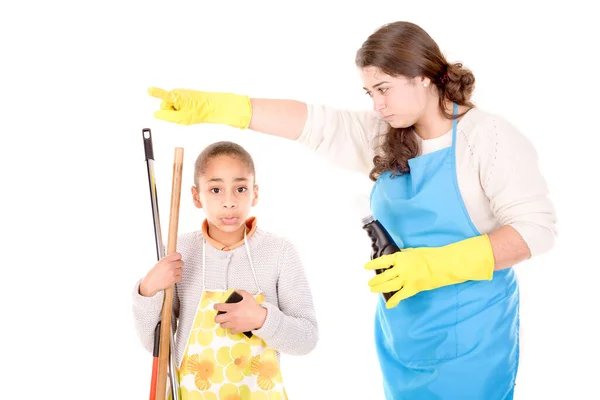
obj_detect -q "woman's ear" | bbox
[191,186,202,209]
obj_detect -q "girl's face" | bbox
[191,155,258,234]
[360,66,431,129]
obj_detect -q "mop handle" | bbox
[155,146,184,400]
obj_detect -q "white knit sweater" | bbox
[132,228,319,367]
[296,104,557,257]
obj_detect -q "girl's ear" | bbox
[251,184,259,207]
[191,186,202,209]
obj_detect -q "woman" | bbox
[148,21,557,400]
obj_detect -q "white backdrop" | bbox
[1,0,598,398]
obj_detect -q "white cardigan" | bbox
[296,104,557,257]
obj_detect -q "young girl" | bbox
[132,141,318,399]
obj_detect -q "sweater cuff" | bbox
[252,302,282,340]
[132,279,164,311]
[295,103,316,146]
[509,222,556,258]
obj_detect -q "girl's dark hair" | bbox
[194,141,256,187]
[355,21,476,181]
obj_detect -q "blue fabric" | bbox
[369,104,520,399]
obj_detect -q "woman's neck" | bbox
[413,98,465,140]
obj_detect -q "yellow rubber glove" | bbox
[148,87,252,129]
[365,235,495,309]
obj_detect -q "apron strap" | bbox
[243,229,262,293]
[202,239,207,292]
[451,102,458,146]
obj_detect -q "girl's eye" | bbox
[365,91,372,97]
[379,87,388,94]
[210,188,220,194]
[237,187,247,193]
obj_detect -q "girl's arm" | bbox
[132,280,180,354]
[252,240,319,356]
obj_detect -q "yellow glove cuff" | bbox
[442,234,495,281]
[207,92,252,129]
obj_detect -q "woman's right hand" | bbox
[148,87,252,129]
[139,252,183,297]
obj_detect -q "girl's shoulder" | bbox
[174,230,204,258]
[249,228,297,252]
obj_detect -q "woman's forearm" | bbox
[488,225,532,270]
[248,98,308,140]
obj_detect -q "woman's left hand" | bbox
[364,234,495,308]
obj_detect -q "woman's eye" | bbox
[379,87,388,94]
[210,188,220,194]
[365,91,372,97]
[237,187,247,193]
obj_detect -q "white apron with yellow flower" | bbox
[176,236,288,400]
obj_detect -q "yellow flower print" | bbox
[202,392,217,400]
[200,309,217,330]
[178,386,200,400]
[195,329,213,347]
[191,309,205,329]
[250,349,282,391]
[180,353,189,374]
[267,391,284,400]
[215,325,227,337]
[231,343,252,370]
[226,329,248,342]
[249,390,286,400]
[219,383,251,400]
[250,392,268,400]
[190,309,219,347]
[200,290,225,308]
[247,333,265,347]
[224,329,264,347]
[217,346,233,365]
[186,348,224,390]
[250,391,286,400]
[179,386,218,400]
[218,343,253,382]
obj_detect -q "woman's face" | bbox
[360,66,431,128]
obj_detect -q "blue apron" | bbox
[369,104,520,399]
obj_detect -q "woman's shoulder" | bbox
[458,107,534,155]
[460,107,525,139]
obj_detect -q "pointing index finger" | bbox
[148,87,171,102]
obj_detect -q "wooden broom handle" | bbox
[156,147,184,400]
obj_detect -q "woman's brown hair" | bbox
[355,21,476,181]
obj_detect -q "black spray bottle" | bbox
[361,213,401,302]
